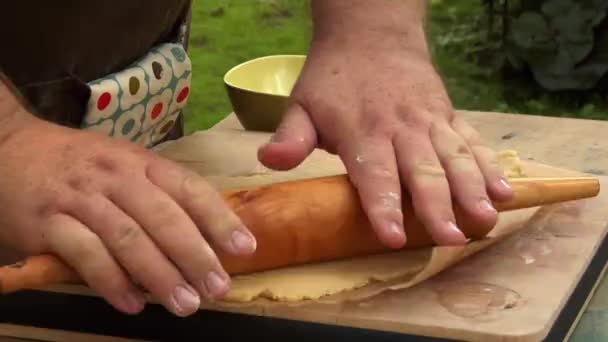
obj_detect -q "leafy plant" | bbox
[505,0,608,90]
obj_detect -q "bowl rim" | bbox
[223,54,306,97]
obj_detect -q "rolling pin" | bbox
[0,174,600,294]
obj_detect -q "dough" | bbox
[157,131,526,304]
[498,149,525,178]
[223,249,429,302]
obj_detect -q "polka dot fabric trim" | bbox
[81,42,192,148]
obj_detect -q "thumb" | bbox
[257,103,317,171]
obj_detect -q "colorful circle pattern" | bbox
[81,42,192,148]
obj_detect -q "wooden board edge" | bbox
[0,324,149,342]
[498,178,608,342]
[563,247,608,342]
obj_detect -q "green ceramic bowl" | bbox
[224,55,306,132]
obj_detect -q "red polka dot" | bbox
[97,92,111,111]
[176,86,190,103]
[151,102,163,119]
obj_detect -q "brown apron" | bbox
[0,0,192,142]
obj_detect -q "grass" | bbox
[185,0,312,133]
[184,0,607,133]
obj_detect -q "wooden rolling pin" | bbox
[0,174,600,295]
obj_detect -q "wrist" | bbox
[310,0,430,58]
[311,25,430,61]
[0,74,36,149]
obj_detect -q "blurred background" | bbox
[183,0,608,133]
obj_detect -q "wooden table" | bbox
[1,110,608,341]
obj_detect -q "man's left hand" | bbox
[258,26,513,249]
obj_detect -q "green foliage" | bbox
[183,0,607,132]
[506,0,608,90]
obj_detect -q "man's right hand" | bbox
[0,82,257,317]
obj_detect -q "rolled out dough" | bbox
[156,132,526,304]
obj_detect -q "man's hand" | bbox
[258,0,513,249]
[0,80,257,317]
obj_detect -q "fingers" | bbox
[45,213,146,315]
[107,176,232,303]
[338,137,406,249]
[146,161,257,257]
[430,122,498,228]
[68,194,201,317]
[258,102,318,170]
[451,116,514,202]
[394,131,468,246]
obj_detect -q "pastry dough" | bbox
[223,249,429,302]
[156,131,526,304]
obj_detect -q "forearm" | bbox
[0,72,34,147]
[310,0,430,57]
[0,72,22,123]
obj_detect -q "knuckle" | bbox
[361,116,397,138]
[454,120,482,144]
[412,159,446,179]
[89,154,121,174]
[37,192,76,218]
[112,224,142,250]
[447,146,475,163]
[472,145,501,168]
[367,166,395,179]
[401,113,432,130]
[73,234,104,261]
[66,175,95,193]
[145,158,182,183]
[182,173,213,197]
[410,161,448,190]
[463,129,482,144]
[410,97,454,122]
[429,96,453,113]
[181,174,218,211]
[150,204,182,228]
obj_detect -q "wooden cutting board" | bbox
[1,112,607,342]
[151,130,608,342]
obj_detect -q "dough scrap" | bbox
[158,132,525,304]
[498,149,525,178]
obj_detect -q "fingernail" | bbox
[231,230,257,254]
[204,271,229,298]
[444,221,468,245]
[121,291,146,313]
[499,178,512,190]
[388,222,403,236]
[171,285,200,316]
[446,221,462,234]
[479,199,497,213]
[385,222,406,247]
[270,133,282,143]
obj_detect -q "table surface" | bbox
[1,110,608,341]
[216,110,608,342]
